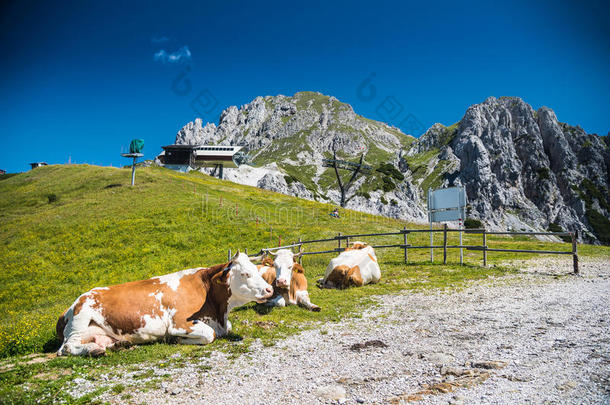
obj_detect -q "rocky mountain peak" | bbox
[168,93,609,244]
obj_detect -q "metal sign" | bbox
[430,208,464,222]
[427,186,467,264]
[428,186,467,222]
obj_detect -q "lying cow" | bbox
[318,241,381,289]
[56,252,272,356]
[256,249,320,312]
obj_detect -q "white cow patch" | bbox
[152,268,201,291]
[203,316,228,337]
[134,300,177,342]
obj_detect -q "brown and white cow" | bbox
[56,252,272,356]
[318,241,381,289]
[256,249,320,312]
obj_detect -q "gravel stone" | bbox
[80,257,609,404]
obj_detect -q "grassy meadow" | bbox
[0,164,608,404]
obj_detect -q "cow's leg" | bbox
[345,266,364,288]
[171,321,216,345]
[294,290,321,312]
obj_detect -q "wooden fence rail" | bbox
[248,228,579,275]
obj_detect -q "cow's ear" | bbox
[292,263,305,274]
[213,267,231,285]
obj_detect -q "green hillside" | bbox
[0,165,607,403]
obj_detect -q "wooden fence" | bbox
[240,227,579,275]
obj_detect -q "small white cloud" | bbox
[154,46,192,64]
[151,35,170,43]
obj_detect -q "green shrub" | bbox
[464,218,482,229]
[381,176,396,192]
[575,179,610,244]
[390,199,398,206]
[380,196,388,205]
[357,191,371,199]
[547,222,571,243]
[586,209,610,245]
[284,175,295,185]
[376,163,404,182]
[47,193,58,203]
[580,179,610,211]
[537,167,550,181]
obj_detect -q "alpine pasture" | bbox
[1,164,608,404]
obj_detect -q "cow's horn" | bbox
[249,251,265,262]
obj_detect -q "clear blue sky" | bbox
[1,0,608,172]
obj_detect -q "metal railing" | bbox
[244,226,579,275]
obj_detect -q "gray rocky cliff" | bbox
[170,92,609,244]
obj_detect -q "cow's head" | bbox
[268,249,303,289]
[227,251,273,308]
[346,241,368,251]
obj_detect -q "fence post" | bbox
[244,247,248,255]
[403,226,408,264]
[572,231,579,275]
[482,229,487,267]
[228,248,231,261]
[443,224,448,264]
[338,232,342,251]
[459,219,463,265]
[298,237,302,264]
[430,222,434,263]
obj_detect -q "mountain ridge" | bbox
[170,92,610,244]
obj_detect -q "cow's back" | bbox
[356,248,381,284]
[60,269,208,343]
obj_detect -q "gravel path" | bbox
[88,257,610,404]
